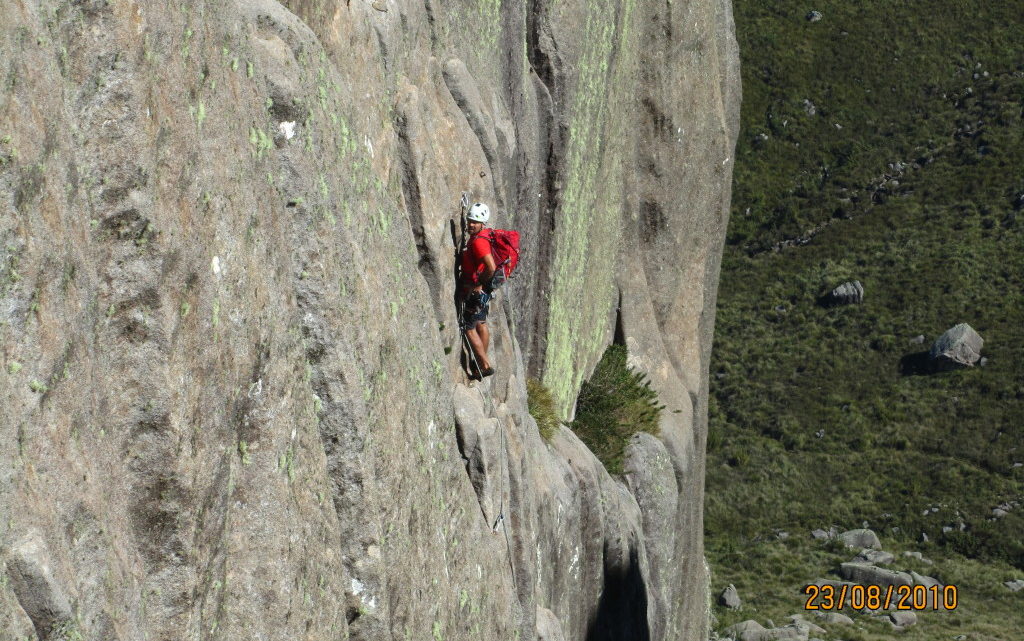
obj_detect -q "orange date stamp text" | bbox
[802,584,958,611]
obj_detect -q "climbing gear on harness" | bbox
[465,290,489,312]
[467,202,490,223]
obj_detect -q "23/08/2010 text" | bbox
[803,584,958,611]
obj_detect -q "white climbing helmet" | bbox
[467,202,491,223]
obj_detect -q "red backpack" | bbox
[479,228,521,288]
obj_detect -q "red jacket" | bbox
[460,231,492,285]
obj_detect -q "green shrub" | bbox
[526,378,560,442]
[569,345,663,474]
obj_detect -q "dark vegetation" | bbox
[707,0,1023,636]
[570,345,662,474]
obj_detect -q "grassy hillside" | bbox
[707,0,1023,638]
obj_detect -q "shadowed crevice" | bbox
[585,543,650,641]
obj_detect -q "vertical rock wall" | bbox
[0,1,739,640]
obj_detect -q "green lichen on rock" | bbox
[542,0,637,415]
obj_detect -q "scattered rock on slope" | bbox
[810,526,838,540]
[840,562,912,587]
[838,528,881,549]
[910,571,942,588]
[825,280,864,305]
[852,549,894,565]
[722,619,810,641]
[722,620,766,641]
[903,551,933,564]
[889,611,918,627]
[929,323,984,369]
[815,611,853,625]
[719,584,742,609]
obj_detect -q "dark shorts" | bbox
[462,291,491,330]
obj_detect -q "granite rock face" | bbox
[0,1,739,640]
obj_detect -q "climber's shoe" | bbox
[481,366,495,378]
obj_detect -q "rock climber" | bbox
[459,202,497,377]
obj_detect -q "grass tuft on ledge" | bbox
[527,377,561,442]
[570,345,663,474]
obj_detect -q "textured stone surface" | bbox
[536,606,567,641]
[903,550,933,564]
[719,583,742,609]
[910,571,942,588]
[838,528,882,549]
[852,548,894,565]
[889,610,918,627]
[0,1,739,640]
[839,562,913,588]
[723,619,767,641]
[722,619,810,641]
[815,611,854,625]
[929,323,984,368]
[827,280,864,305]
[4,533,74,639]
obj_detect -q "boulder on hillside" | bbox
[788,616,826,636]
[823,280,864,306]
[840,562,913,588]
[810,525,839,540]
[765,623,808,640]
[809,578,856,590]
[722,620,809,641]
[722,620,766,641]
[815,611,854,625]
[838,528,881,550]
[1005,579,1024,592]
[852,549,894,565]
[929,323,984,369]
[902,550,933,564]
[719,584,742,609]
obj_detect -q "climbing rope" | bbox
[493,401,517,589]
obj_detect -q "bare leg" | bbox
[465,325,492,371]
[477,321,490,358]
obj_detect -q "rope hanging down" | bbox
[492,401,516,588]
